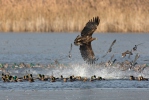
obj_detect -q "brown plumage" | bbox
[74,16,100,46]
[122,50,133,58]
[74,16,99,64]
[79,42,96,64]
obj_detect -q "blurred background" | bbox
[0,0,149,33]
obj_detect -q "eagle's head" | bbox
[74,35,83,46]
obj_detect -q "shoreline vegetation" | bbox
[0,0,149,33]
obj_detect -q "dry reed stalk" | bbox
[0,0,149,33]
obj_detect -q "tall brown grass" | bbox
[0,0,149,33]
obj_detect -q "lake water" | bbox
[0,33,149,90]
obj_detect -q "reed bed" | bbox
[0,0,149,33]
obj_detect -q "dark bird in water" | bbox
[74,16,100,46]
[133,43,143,51]
[79,42,98,64]
[102,39,116,58]
[68,43,73,58]
[122,50,133,58]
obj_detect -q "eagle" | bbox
[74,16,100,46]
[74,16,100,64]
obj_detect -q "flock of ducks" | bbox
[0,16,149,83]
[1,73,105,83]
[1,72,148,83]
[129,75,148,81]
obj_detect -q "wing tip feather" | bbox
[89,16,100,25]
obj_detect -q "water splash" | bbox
[1,63,149,79]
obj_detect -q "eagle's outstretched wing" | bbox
[81,16,100,37]
[79,42,96,64]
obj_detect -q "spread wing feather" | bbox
[79,42,96,64]
[81,16,100,37]
[109,39,116,49]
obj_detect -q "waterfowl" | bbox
[19,62,26,68]
[28,78,34,82]
[68,43,73,58]
[23,75,29,80]
[112,59,117,64]
[41,75,49,81]
[132,53,140,66]
[133,45,137,51]
[106,55,116,66]
[92,75,96,79]
[28,74,33,78]
[97,76,103,80]
[60,75,68,82]
[138,76,148,81]
[74,16,100,46]
[138,76,143,81]
[69,76,73,82]
[69,75,76,82]
[12,63,19,68]
[2,77,8,82]
[2,77,6,82]
[75,76,82,81]
[90,75,96,81]
[129,76,135,80]
[17,77,24,82]
[2,74,10,82]
[133,43,143,51]
[102,39,116,58]
[37,74,42,80]
[29,63,35,68]
[63,78,68,82]
[122,50,133,58]
[60,75,63,79]
[108,39,116,53]
[51,77,56,82]
[1,74,18,82]
[83,77,88,82]
[13,76,18,82]
[23,74,34,82]
[5,75,11,82]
